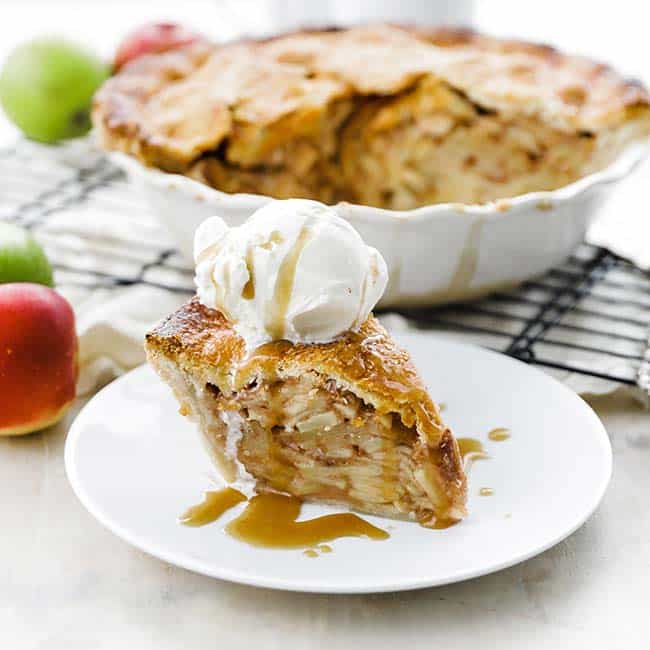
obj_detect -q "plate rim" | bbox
[65,335,613,594]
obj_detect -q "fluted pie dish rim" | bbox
[110,138,648,223]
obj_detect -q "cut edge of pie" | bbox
[145,298,467,526]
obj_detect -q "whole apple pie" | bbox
[93,24,650,209]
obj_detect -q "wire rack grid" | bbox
[1,141,649,395]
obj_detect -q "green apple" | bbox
[0,222,53,286]
[0,38,109,143]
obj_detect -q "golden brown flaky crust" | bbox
[146,298,447,442]
[94,23,650,164]
[417,25,650,122]
[145,298,467,518]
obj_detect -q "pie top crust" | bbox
[148,299,444,438]
[94,24,650,173]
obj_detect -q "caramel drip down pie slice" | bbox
[145,299,467,527]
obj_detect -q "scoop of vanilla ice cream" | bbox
[194,199,388,348]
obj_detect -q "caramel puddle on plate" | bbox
[303,544,333,558]
[179,487,246,527]
[180,488,389,549]
[488,427,511,442]
[227,492,389,549]
[432,517,461,530]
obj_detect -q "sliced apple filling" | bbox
[180,372,454,526]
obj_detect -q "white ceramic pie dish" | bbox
[110,141,649,308]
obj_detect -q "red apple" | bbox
[0,283,77,436]
[114,22,204,72]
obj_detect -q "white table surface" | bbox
[2,390,649,650]
[1,2,649,649]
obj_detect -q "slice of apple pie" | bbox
[145,298,467,527]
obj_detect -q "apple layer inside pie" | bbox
[152,356,463,526]
[189,76,613,210]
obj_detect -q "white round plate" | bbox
[65,334,611,594]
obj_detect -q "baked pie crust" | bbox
[94,25,650,209]
[145,298,467,526]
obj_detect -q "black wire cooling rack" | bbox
[1,140,649,395]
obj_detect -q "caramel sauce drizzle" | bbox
[457,437,490,469]
[226,492,389,548]
[302,545,333,558]
[479,487,494,496]
[242,247,256,300]
[488,427,510,441]
[178,487,246,527]
[242,231,285,301]
[180,488,389,549]
[447,219,482,294]
[265,224,314,340]
[260,230,284,250]
[196,241,223,265]
[431,517,460,530]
